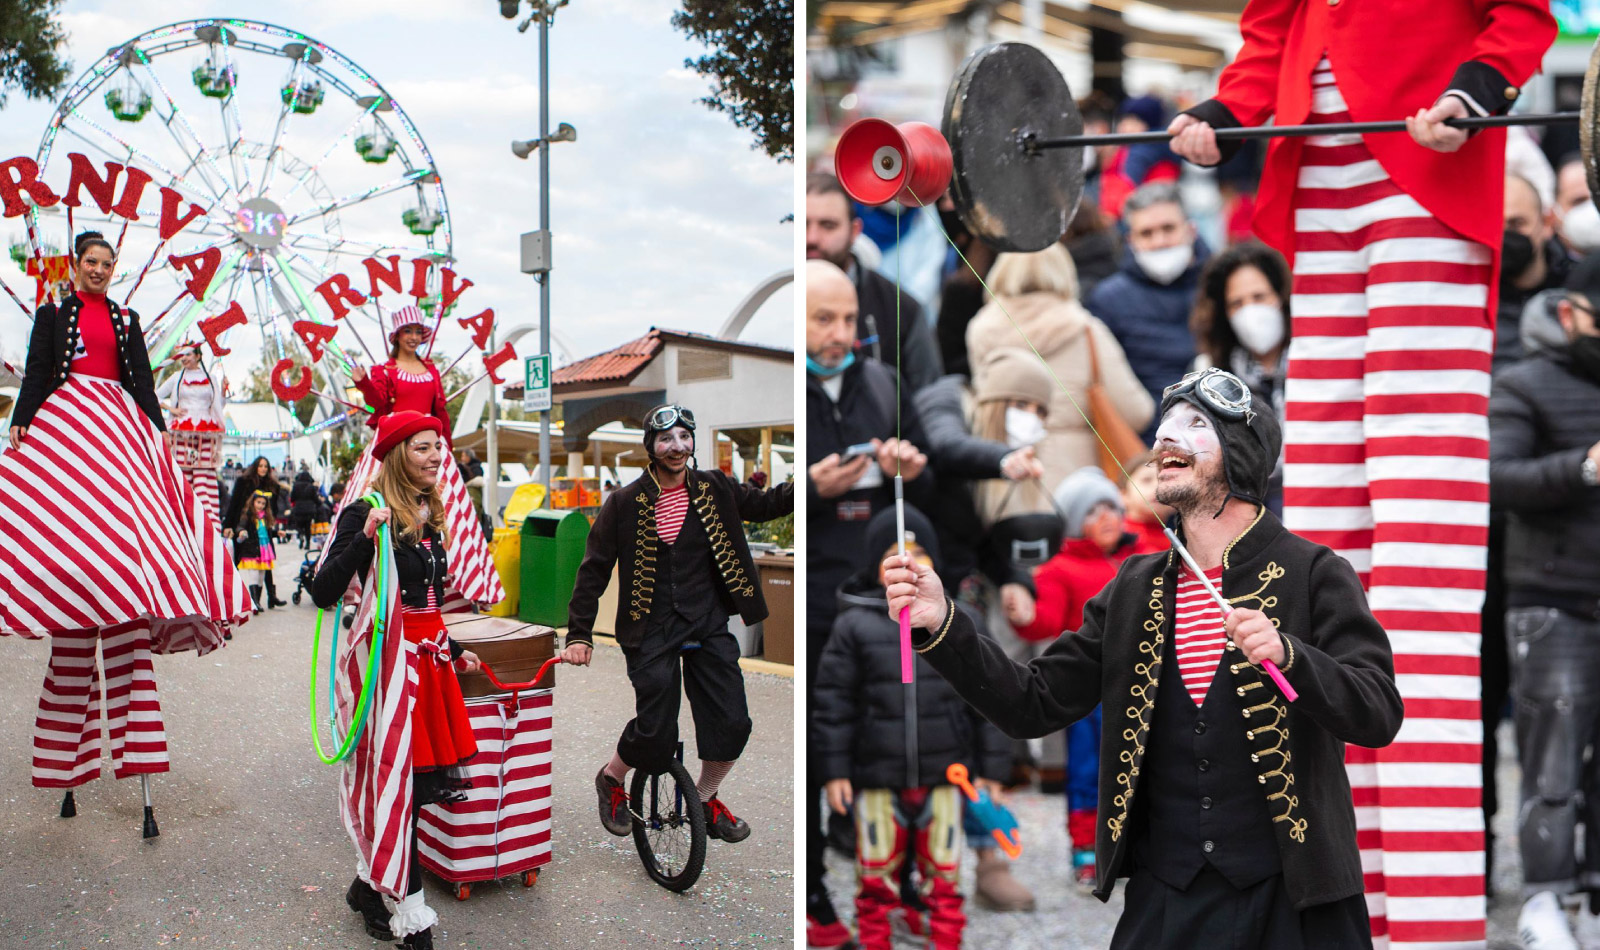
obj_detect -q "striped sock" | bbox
[697,760,734,801]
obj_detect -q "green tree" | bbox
[672,0,792,162]
[0,0,70,109]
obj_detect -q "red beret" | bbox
[372,410,443,461]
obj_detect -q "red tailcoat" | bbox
[1198,0,1555,261]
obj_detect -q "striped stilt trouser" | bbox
[31,620,169,787]
[1286,59,1490,949]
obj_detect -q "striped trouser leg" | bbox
[101,619,169,778]
[1286,58,1490,950]
[31,628,103,788]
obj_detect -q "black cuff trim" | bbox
[1446,61,1519,118]
[1180,99,1244,167]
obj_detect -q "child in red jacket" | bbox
[1119,449,1172,555]
[1015,466,1146,884]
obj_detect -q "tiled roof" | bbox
[552,330,663,386]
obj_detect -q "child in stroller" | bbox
[291,495,335,605]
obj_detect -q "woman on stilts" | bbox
[313,410,482,950]
[328,305,503,607]
[0,231,250,832]
[156,341,228,524]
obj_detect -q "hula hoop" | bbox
[309,491,396,765]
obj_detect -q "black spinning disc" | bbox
[943,42,1083,253]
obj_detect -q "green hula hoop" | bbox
[309,491,396,765]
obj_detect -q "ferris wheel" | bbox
[16,18,459,421]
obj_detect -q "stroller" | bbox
[290,498,334,606]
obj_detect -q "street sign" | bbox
[523,353,551,412]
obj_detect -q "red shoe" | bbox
[807,915,856,949]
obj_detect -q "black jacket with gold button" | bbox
[13,293,164,431]
[565,467,794,649]
[912,506,1403,911]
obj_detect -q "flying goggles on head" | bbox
[1162,367,1254,423]
[645,404,696,433]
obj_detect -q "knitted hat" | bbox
[372,410,443,461]
[386,305,432,343]
[973,348,1054,407]
[1052,467,1123,538]
[1117,94,1167,131]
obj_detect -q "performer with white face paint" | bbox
[886,369,1404,950]
[563,404,794,845]
[156,342,228,524]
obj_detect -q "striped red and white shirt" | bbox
[656,485,689,543]
[1173,565,1229,706]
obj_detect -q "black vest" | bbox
[649,504,732,624]
[1134,631,1282,891]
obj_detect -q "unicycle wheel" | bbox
[630,758,706,892]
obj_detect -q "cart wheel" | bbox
[522,870,538,887]
[292,591,302,605]
[455,883,470,901]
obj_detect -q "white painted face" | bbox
[1155,402,1220,463]
[1153,402,1226,510]
[652,426,694,472]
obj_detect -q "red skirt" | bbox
[401,608,478,770]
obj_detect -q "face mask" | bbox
[1571,333,1600,383]
[1228,303,1285,356]
[1134,243,1193,285]
[1004,407,1046,448]
[806,351,855,378]
[1563,201,1600,253]
[1501,229,1535,282]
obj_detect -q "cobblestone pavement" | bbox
[823,721,1537,949]
[0,561,793,949]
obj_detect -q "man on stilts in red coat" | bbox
[1167,2,1556,946]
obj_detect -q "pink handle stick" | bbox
[1164,528,1298,703]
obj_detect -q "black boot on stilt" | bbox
[141,775,159,839]
[344,878,393,940]
[60,790,76,818]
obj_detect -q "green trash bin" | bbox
[519,509,591,626]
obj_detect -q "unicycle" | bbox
[630,739,707,892]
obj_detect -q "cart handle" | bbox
[476,656,563,694]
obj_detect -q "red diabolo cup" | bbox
[834,118,953,208]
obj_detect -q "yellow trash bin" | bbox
[487,527,522,617]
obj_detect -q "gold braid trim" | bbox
[1227,558,1307,843]
[1108,573,1164,843]
[692,480,757,599]
[628,491,660,621]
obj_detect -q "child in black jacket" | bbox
[814,504,1011,950]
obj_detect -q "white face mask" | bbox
[1228,303,1285,356]
[1134,243,1193,285]
[1005,407,1047,448]
[1563,200,1600,253]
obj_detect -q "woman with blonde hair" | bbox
[313,410,482,950]
[966,243,1154,492]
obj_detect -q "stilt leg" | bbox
[141,774,159,839]
[60,790,76,818]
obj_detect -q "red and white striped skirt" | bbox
[1288,59,1490,948]
[0,376,251,652]
[333,444,505,608]
[168,428,222,525]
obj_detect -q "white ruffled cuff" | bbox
[385,889,438,938]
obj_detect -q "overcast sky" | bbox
[0,0,794,378]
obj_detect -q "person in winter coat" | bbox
[224,456,288,608]
[816,504,1011,950]
[1014,467,1156,886]
[967,243,1154,491]
[1489,252,1600,948]
[1085,182,1210,443]
[1189,242,1292,515]
[289,471,320,549]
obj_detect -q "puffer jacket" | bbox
[966,291,1154,490]
[1489,347,1600,620]
[1084,239,1209,442]
[815,578,1011,789]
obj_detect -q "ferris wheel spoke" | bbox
[135,58,242,207]
[267,249,375,369]
[261,257,357,377]
[216,90,254,201]
[60,111,229,218]
[278,99,386,206]
[282,233,444,261]
[283,169,432,227]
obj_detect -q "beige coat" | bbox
[966,291,1155,492]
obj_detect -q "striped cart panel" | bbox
[417,690,554,883]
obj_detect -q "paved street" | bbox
[0,561,793,949]
[824,720,1532,949]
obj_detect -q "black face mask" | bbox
[1571,332,1600,384]
[1501,229,1536,283]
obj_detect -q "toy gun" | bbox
[947,763,1021,858]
